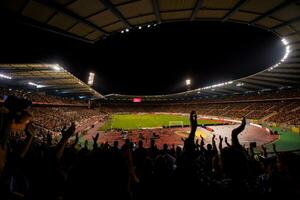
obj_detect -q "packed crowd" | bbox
[0,105,299,199]
[30,107,107,132]
[0,87,86,105]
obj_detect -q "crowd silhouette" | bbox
[0,96,300,200]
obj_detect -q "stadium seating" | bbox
[100,88,300,125]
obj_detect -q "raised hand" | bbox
[190,110,197,129]
[224,136,231,147]
[92,133,99,144]
[56,122,76,160]
[218,135,223,151]
[200,135,204,141]
[61,122,76,140]
[92,133,99,149]
[219,135,223,142]
[231,116,246,147]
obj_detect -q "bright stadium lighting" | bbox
[52,64,61,71]
[121,30,124,33]
[125,28,129,32]
[186,79,191,86]
[88,72,95,85]
[0,73,12,79]
[138,26,142,29]
[147,24,151,28]
[281,38,289,45]
[28,82,45,88]
[153,24,157,26]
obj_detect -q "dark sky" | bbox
[0,19,284,95]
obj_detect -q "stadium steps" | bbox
[245,110,254,117]
[290,106,300,112]
[242,105,251,110]
[261,111,278,122]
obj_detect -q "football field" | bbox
[99,113,222,130]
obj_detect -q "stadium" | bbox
[0,0,300,198]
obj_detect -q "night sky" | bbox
[0,18,285,95]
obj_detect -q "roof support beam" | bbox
[249,0,300,25]
[253,76,300,84]
[98,0,132,28]
[0,7,94,43]
[272,16,300,30]
[242,82,266,90]
[35,0,109,35]
[222,0,249,22]
[151,0,161,24]
[190,0,204,21]
[285,30,300,37]
[272,68,300,73]
[14,77,73,82]
[243,79,282,88]
[256,73,300,79]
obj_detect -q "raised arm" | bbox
[224,136,231,147]
[56,122,76,160]
[272,143,278,156]
[231,117,246,147]
[92,133,99,150]
[200,135,205,152]
[20,123,35,159]
[218,135,223,152]
[188,111,197,141]
[212,135,217,152]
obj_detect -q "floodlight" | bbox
[28,82,45,88]
[52,64,61,71]
[281,38,288,45]
[0,73,12,79]
[88,72,95,85]
[186,79,191,86]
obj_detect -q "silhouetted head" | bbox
[207,144,213,151]
[163,144,168,152]
[221,147,249,180]
[150,139,155,147]
[138,140,143,148]
[113,141,119,148]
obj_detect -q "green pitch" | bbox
[100,113,221,131]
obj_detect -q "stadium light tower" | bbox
[186,79,191,90]
[88,72,95,85]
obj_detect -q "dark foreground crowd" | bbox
[0,96,300,200]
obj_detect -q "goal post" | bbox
[169,121,184,128]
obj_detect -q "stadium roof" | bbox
[0,64,103,99]
[0,0,299,44]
